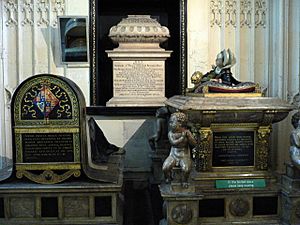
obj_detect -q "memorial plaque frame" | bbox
[208,124,259,173]
[89,0,187,107]
[11,74,87,184]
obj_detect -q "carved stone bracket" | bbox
[256,126,271,170]
[16,169,81,184]
[196,128,212,172]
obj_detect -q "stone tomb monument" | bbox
[159,95,292,225]
[12,74,83,184]
[106,15,172,107]
[0,74,123,225]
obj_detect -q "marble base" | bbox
[106,97,167,107]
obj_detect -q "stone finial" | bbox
[108,15,170,48]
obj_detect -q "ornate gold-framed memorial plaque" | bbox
[11,74,86,184]
[212,129,255,168]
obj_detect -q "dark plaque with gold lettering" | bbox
[11,74,86,184]
[212,131,254,167]
[22,133,74,163]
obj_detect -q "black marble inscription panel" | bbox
[22,133,74,163]
[212,131,254,167]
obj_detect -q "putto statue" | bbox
[162,112,197,188]
[149,106,170,152]
[188,49,260,94]
[290,112,300,170]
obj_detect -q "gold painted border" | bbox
[16,163,81,170]
[15,128,79,133]
[91,0,97,105]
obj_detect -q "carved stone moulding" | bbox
[108,15,170,49]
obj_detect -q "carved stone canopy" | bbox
[108,15,170,49]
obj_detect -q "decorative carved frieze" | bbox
[4,0,18,27]
[240,0,252,28]
[210,0,267,29]
[210,0,222,27]
[52,0,65,26]
[21,0,34,26]
[255,0,267,28]
[225,0,237,27]
[37,0,49,26]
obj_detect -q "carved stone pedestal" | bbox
[159,183,202,225]
[106,15,172,107]
[281,163,300,225]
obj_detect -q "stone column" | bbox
[106,15,172,107]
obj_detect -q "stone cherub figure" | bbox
[149,106,170,152]
[189,49,257,93]
[162,112,197,188]
[290,112,300,170]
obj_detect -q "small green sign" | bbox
[216,179,266,189]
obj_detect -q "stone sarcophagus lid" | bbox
[11,74,86,184]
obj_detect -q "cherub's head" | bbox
[191,71,203,85]
[169,112,187,132]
